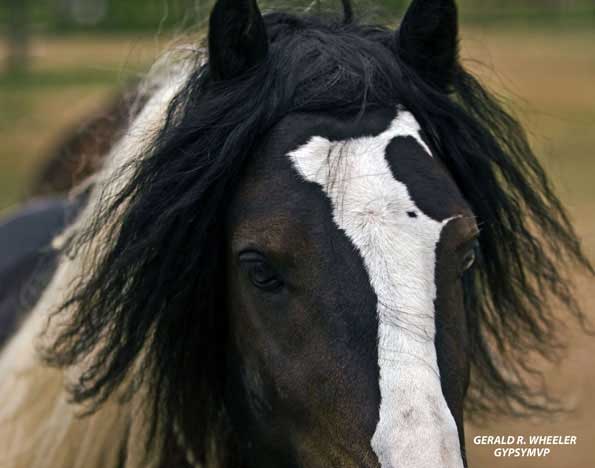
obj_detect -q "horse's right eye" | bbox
[239,251,284,292]
[459,239,479,275]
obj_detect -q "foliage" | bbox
[0,0,594,34]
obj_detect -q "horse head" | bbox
[10,1,588,467]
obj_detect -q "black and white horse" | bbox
[0,1,591,467]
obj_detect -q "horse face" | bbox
[224,108,477,467]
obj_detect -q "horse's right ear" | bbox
[208,0,269,81]
[396,0,459,91]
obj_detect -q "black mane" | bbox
[43,4,593,464]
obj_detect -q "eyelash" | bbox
[460,239,479,275]
[239,251,285,292]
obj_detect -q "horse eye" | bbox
[239,251,284,292]
[460,240,479,274]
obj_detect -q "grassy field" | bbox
[0,34,170,210]
[1,26,594,467]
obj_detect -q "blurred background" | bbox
[0,0,594,466]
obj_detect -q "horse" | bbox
[0,0,592,467]
[29,84,147,198]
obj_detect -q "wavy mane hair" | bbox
[39,0,592,464]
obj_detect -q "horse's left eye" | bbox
[460,240,479,274]
[239,251,284,292]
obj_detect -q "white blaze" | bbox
[288,110,464,467]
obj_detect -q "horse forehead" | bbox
[285,109,461,223]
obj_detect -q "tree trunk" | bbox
[6,0,29,74]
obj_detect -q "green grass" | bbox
[1,1,594,36]
[0,67,140,90]
[0,34,159,211]
[0,80,115,210]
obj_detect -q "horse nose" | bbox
[371,413,465,468]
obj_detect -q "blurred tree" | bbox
[5,0,30,73]
[1,0,592,37]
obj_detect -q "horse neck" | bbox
[0,64,193,468]
[0,253,156,467]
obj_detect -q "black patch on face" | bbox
[385,135,467,222]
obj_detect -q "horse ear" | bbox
[396,0,459,91]
[208,0,269,81]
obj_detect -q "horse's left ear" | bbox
[396,0,459,91]
[208,0,269,81]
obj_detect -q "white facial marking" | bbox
[288,110,464,468]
